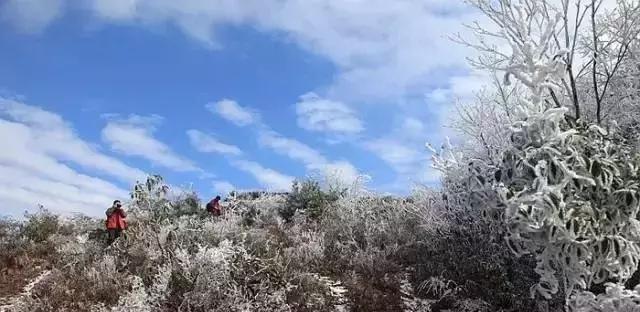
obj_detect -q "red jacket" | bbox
[207,199,222,216]
[106,207,127,230]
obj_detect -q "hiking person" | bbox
[105,200,127,244]
[206,196,222,216]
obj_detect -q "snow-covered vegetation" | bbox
[2,0,640,311]
[2,176,543,312]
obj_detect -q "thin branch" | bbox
[592,0,602,124]
[549,88,562,108]
[564,0,581,119]
[570,0,590,64]
[568,64,581,120]
[576,59,594,78]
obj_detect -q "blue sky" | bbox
[0,0,487,217]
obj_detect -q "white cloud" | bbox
[231,159,293,191]
[0,164,123,213]
[0,101,137,216]
[399,117,427,140]
[207,99,256,127]
[92,0,138,20]
[207,96,365,185]
[102,114,199,172]
[0,1,490,191]
[424,70,490,140]
[363,115,443,186]
[1,0,488,191]
[258,130,327,168]
[0,0,65,34]
[258,129,362,184]
[0,121,127,198]
[0,99,147,183]
[296,92,364,137]
[1,1,480,101]
[426,71,488,105]
[426,88,450,104]
[195,99,364,187]
[186,129,242,156]
[323,161,361,186]
[212,180,234,195]
[365,138,424,174]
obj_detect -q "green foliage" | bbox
[0,218,20,242]
[21,207,61,243]
[281,179,343,222]
[0,218,26,270]
[131,175,203,221]
[170,191,203,218]
[131,175,170,217]
[241,204,260,227]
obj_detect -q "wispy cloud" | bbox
[1,1,479,101]
[426,71,488,106]
[0,98,146,183]
[0,0,65,34]
[207,99,363,185]
[231,159,293,191]
[365,138,423,175]
[296,92,364,138]
[258,129,361,183]
[0,98,137,216]
[257,130,326,168]
[102,114,200,172]
[191,104,295,190]
[0,1,492,193]
[261,127,361,183]
[363,117,442,187]
[207,99,256,127]
[186,129,242,156]
[212,180,235,195]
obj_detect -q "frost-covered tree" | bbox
[451,73,522,164]
[443,0,640,308]
[458,0,640,124]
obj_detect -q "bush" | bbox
[1,174,566,311]
[280,179,342,223]
[27,255,131,312]
[489,112,640,301]
[21,208,61,243]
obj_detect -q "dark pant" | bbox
[107,228,123,244]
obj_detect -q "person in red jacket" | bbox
[206,196,222,216]
[105,200,127,244]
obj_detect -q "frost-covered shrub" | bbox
[443,0,640,305]
[102,263,172,312]
[286,273,349,312]
[317,193,431,311]
[400,276,433,312]
[226,192,287,227]
[569,283,640,312]
[170,240,291,311]
[4,173,573,311]
[493,108,640,300]
[0,218,25,268]
[428,138,561,310]
[21,207,62,243]
[168,190,203,218]
[283,226,325,271]
[26,254,131,311]
[281,179,343,222]
[129,175,173,222]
